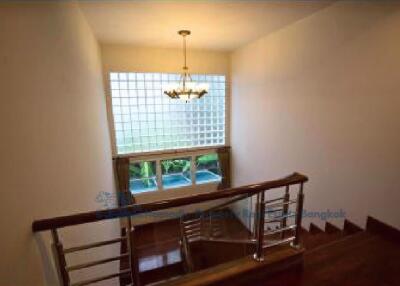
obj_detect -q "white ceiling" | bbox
[79,1,332,51]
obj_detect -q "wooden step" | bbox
[325,222,341,234]
[309,223,323,235]
[301,223,343,250]
[366,216,400,242]
[343,219,363,235]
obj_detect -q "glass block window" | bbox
[129,161,157,194]
[109,72,226,154]
[161,157,192,189]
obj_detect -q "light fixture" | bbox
[164,30,208,101]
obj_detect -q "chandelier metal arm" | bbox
[164,30,208,101]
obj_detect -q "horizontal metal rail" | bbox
[263,236,296,249]
[265,199,297,209]
[265,208,284,214]
[183,222,202,229]
[66,253,129,272]
[186,231,202,238]
[202,237,257,244]
[182,218,202,225]
[63,237,126,254]
[264,225,296,236]
[265,213,297,224]
[184,228,202,235]
[264,196,285,204]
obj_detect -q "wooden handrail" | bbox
[32,172,308,232]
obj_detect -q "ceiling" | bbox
[79,1,332,51]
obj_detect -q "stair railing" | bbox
[32,172,307,285]
[253,181,305,261]
[47,216,139,286]
[178,176,307,264]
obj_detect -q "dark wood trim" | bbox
[113,146,230,160]
[114,157,135,206]
[343,219,363,235]
[217,146,231,190]
[32,173,308,232]
[366,216,400,242]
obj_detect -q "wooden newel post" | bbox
[254,191,265,261]
[292,183,304,248]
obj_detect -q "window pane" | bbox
[195,154,222,184]
[161,157,191,189]
[129,161,157,194]
[109,72,226,154]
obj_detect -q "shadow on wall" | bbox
[35,233,59,286]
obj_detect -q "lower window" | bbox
[129,153,222,194]
[195,154,222,184]
[129,161,157,193]
[161,157,192,189]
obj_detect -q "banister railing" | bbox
[32,172,307,232]
[32,172,308,286]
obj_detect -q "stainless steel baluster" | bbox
[254,191,265,261]
[291,183,304,249]
[281,186,290,239]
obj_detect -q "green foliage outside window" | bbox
[196,154,221,175]
[129,161,156,187]
[161,158,191,175]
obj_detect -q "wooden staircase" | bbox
[238,216,400,286]
[300,219,363,251]
[122,216,400,286]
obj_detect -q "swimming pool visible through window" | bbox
[129,161,157,194]
[109,72,226,154]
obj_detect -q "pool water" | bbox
[195,170,222,184]
[162,173,192,189]
[130,178,157,194]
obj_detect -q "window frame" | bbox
[105,70,230,158]
[128,147,223,195]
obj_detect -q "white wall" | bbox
[0,2,118,285]
[231,1,400,230]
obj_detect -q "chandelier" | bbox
[164,30,208,101]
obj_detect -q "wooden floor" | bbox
[122,213,254,285]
